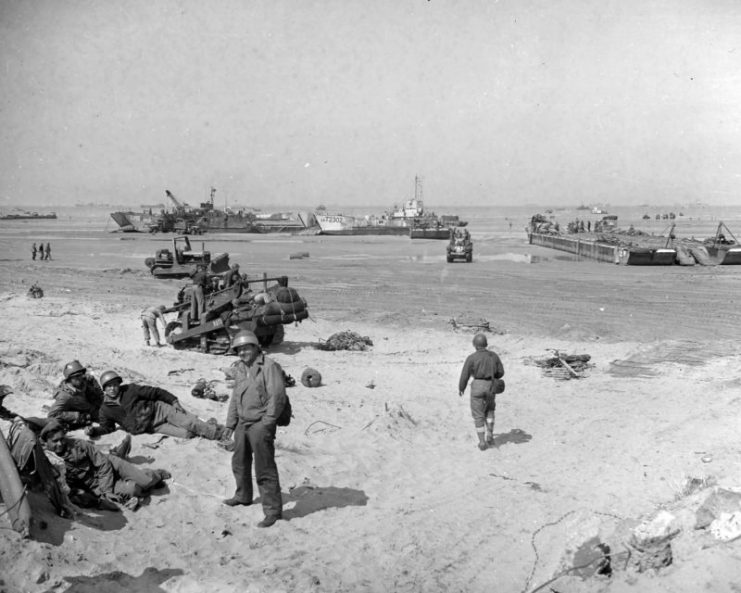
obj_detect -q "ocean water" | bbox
[1,203,740,274]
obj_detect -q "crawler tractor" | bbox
[163,274,308,354]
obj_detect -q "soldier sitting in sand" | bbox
[40,420,170,511]
[48,360,104,430]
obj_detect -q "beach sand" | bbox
[1,229,740,593]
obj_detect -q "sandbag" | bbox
[255,309,309,327]
[275,286,301,303]
[301,368,322,388]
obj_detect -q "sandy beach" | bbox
[1,224,740,593]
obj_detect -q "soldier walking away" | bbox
[45,242,52,260]
[88,370,230,441]
[141,304,168,347]
[458,333,505,451]
[222,330,286,528]
[32,243,37,260]
[48,360,104,430]
[38,242,44,260]
[40,420,170,512]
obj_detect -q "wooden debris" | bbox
[526,350,593,380]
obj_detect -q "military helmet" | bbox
[157,304,167,313]
[231,330,260,351]
[100,370,123,389]
[0,384,13,398]
[63,360,86,380]
[472,333,488,349]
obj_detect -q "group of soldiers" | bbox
[1,308,505,529]
[1,328,288,528]
[32,242,52,260]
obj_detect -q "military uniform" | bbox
[95,383,226,440]
[225,353,286,520]
[459,347,505,441]
[51,436,166,504]
[49,375,104,429]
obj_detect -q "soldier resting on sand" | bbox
[48,360,104,430]
[87,370,230,442]
[40,420,169,511]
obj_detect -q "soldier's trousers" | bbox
[150,401,223,439]
[230,421,282,519]
[109,455,164,498]
[469,379,496,429]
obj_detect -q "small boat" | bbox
[704,222,741,265]
[409,220,451,240]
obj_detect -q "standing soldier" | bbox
[32,243,37,260]
[38,242,44,260]
[222,330,286,528]
[189,264,208,323]
[458,333,505,451]
[45,242,52,260]
[49,360,104,430]
[140,304,168,347]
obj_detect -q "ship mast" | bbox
[414,175,424,202]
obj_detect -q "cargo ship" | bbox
[316,176,465,237]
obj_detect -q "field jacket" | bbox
[226,354,286,430]
[459,349,505,395]
[97,384,178,435]
[61,438,115,496]
[49,376,104,426]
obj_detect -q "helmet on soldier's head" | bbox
[231,330,260,351]
[100,370,122,389]
[157,305,167,313]
[63,360,86,380]
[472,333,488,349]
[231,263,240,271]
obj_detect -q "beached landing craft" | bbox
[111,188,318,234]
[704,222,741,265]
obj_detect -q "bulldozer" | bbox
[145,235,230,279]
[163,273,309,354]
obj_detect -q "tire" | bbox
[466,253,472,263]
[447,255,454,263]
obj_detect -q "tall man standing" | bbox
[458,333,505,451]
[223,330,286,528]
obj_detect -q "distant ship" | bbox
[1,211,57,220]
[316,176,464,237]
[110,188,317,234]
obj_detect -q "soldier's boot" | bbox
[109,434,132,459]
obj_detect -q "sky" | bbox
[2,0,741,208]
